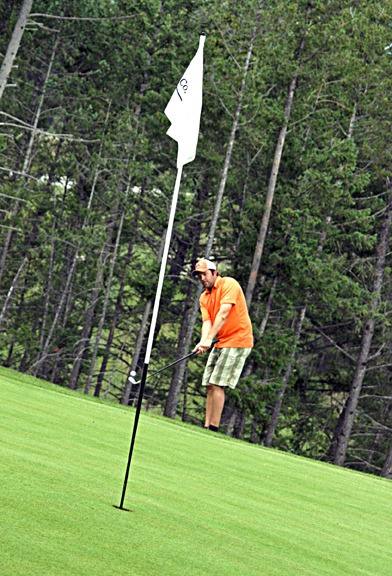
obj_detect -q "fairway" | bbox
[1,367,391,576]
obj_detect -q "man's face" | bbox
[196,269,217,290]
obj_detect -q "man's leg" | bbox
[204,385,213,427]
[207,384,225,428]
[202,349,220,428]
[203,348,252,430]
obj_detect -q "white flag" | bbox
[164,35,205,168]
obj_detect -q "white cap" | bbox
[192,258,217,275]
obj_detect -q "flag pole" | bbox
[117,165,183,511]
[116,34,205,511]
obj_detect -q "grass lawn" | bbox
[1,367,391,576]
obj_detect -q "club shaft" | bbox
[134,340,219,384]
[148,351,196,378]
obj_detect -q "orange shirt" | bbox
[199,276,253,348]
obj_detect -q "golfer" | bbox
[192,258,253,432]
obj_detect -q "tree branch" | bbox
[29,13,144,22]
[309,322,356,363]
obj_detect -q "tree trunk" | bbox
[235,410,247,440]
[0,255,27,327]
[68,237,113,390]
[225,408,237,437]
[163,282,201,418]
[5,264,29,366]
[264,305,306,447]
[119,228,167,405]
[233,146,264,275]
[37,128,66,362]
[95,182,145,394]
[121,299,152,405]
[49,250,78,384]
[29,96,111,374]
[381,441,392,479]
[30,249,78,376]
[89,209,125,396]
[0,34,59,286]
[0,0,33,100]
[242,275,278,381]
[333,190,391,466]
[245,5,311,307]
[250,416,260,444]
[206,0,265,255]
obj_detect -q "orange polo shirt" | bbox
[199,276,253,348]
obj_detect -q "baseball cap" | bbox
[192,258,217,276]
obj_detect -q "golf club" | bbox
[128,339,219,385]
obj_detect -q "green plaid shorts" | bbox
[201,347,252,389]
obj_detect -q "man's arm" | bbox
[193,303,233,354]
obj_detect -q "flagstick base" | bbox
[112,505,133,513]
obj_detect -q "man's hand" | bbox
[193,336,213,354]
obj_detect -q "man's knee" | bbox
[207,383,222,391]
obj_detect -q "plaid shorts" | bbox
[201,347,252,389]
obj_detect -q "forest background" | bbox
[0,0,391,478]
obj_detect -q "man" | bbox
[192,258,253,432]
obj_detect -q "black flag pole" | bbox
[117,362,148,511]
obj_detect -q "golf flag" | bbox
[164,34,205,168]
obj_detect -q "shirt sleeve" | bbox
[219,278,239,305]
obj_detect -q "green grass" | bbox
[1,367,391,576]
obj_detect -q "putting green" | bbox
[0,367,391,575]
